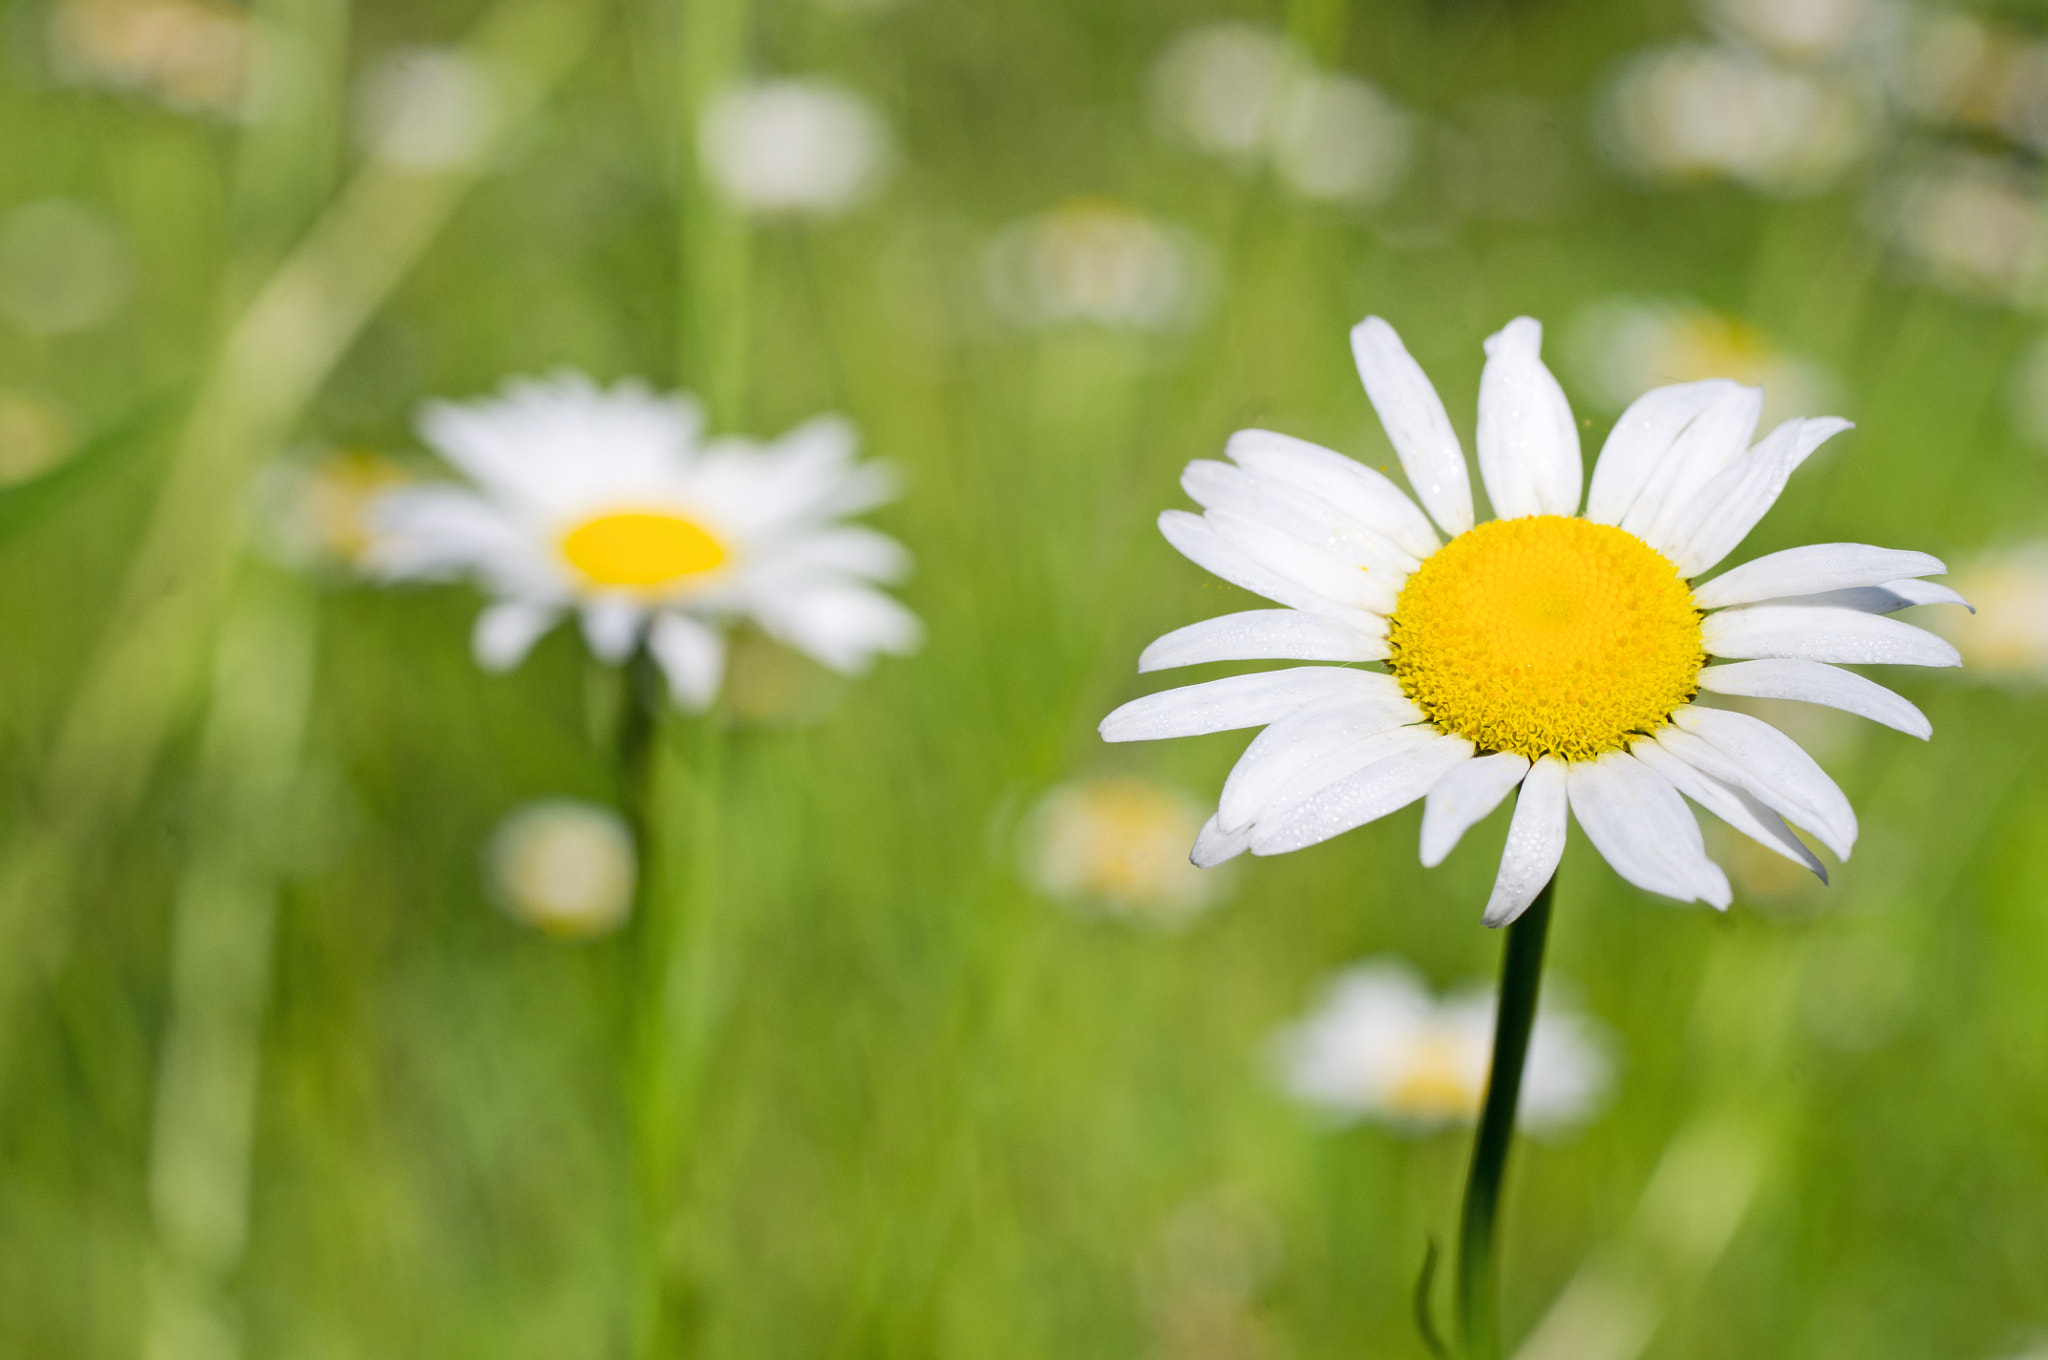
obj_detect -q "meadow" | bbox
[2,0,2047,1356]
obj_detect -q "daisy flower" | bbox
[1276,957,1610,1134]
[1101,316,1962,925]
[365,372,921,709]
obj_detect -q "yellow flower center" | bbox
[1385,1035,1478,1120]
[1386,515,1703,762]
[560,510,726,589]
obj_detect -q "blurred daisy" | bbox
[487,799,636,938]
[354,47,499,172]
[1103,315,1962,923]
[983,201,1210,332]
[0,393,74,485]
[1881,155,2048,305]
[1266,72,1412,206]
[1568,298,1833,430]
[1150,23,1412,206]
[48,0,248,115]
[364,373,921,709]
[258,449,415,570]
[1894,12,2048,156]
[1925,546,2048,681]
[1024,775,1228,927]
[1276,958,1610,1133]
[1150,23,1309,162]
[0,199,132,336]
[1701,0,1879,66]
[698,79,891,216]
[1601,45,1872,195]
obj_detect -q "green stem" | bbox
[619,651,674,1359]
[1456,873,1557,1360]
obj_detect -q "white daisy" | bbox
[487,798,637,939]
[1276,957,1610,1134]
[1101,316,1963,925]
[365,372,922,709]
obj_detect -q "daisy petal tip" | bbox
[1481,315,1542,357]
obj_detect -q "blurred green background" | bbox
[3,0,2048,1356]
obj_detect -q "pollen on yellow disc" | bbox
[1387,515,1703,762]
[560,510,727,588]
[1385,1036,1479,1121]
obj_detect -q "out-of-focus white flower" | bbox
[983,201,1209,331]
[258,449,415,570]
[1894,12,2048,156]
[698,79,891,216]
[354,47,500,172]
[1601,44,1872,194]
[1882,155,2048,305]
[1701,0,1878,65]
[1924,545,2048,681]
[1568,297,1834,429]
[363,373,920,710]
[1024,775,1227,927]
[1267,72,1412,205]
[0,393,75,486]
[0,199,132,336]
[1150,24,1412,207]
[487,799,636,938]
[1135,1191,1283,1360]
[1276,958,1612,1135]
[1150,24,1310,161]
[48,0,248,115]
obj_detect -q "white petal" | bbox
[1139,610,1388,671]
[755,582,923,673]
[1666,418,1854,576]
[1760,581,1973,614]
[1565,751,1731,908]
[1692,543,1949,610]
[1419,752,1531,868]
[1631,736,1825,880]
[648,613,726,711]
[1702,605,1962,668]
[1667,706,1857,859]
[1250,731,1475,856]
[1585,380,1740,526]
[1696,659,1930,739]
[472,600,561,671]
[1100,667,1399,742]
[1191,814,1254,868]
[774,526,913,584]
[364,486,555,590]
[1620,384,1762,552]
[1349,316,1473,535]
[1206,510,1402,616]
[580,598,644,663]
[1183,459,1419,579]
[1157,510,1384,625]
[1483,756,1568,926]
[1476,317,1581,519]
[1218,697,1427,831]
[1223,428,1441,559]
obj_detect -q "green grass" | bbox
[2,0,2047,1356]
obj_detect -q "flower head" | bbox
[487,799,636,938]
[1023,775,1228,927]
[365,372,921,709]
[49,0,248,116]
[1102,315,1962,924]
[1925,545,2048,681]
[1276,957,1610,1134]
[982,201,1209,332]
[698,79,891,216]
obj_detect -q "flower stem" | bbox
[617,650,674,1359]
[1457,872,1557,1360]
